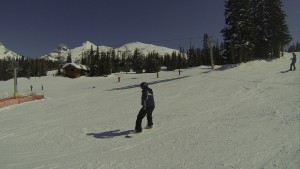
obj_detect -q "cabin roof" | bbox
[62,63,87,70]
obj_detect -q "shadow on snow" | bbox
[87,129,135,139]
[280,69,291,74]
[107,75,190,91]
[198,65,239,74]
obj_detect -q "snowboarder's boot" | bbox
[145,125,153,129]
[135,129,143,133]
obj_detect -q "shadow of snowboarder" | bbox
[280,70,290,73]
[87,129,135,139]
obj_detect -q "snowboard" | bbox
[125,127,152,138]
[125,131,143,138]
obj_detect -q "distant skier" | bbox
[135,82,155,133]
[289,53,296,71]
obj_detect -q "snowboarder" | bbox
[135,82,155,133]
[289,53,296,71]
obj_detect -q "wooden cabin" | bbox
[62,63,87,78]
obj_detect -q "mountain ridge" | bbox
[0,41,180,61]
[41,41,180,62]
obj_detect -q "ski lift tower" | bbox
[208,36,215,69]
[12,60,19,98]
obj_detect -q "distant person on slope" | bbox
[135,82,155,133]
[289,53,296,71]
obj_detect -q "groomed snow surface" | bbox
[0,53,299,169]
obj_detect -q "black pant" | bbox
[290,63,296,70]
[135,107,154,131]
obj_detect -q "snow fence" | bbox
[0,94,44,108]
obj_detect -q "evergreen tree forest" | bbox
[222,0,292,64]
[80,46,188,76]
[0,56,57,81]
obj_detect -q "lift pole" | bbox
[208,36,215,69]
[13,62,18,98]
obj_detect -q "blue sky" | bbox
[0,0,299,58]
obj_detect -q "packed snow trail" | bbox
[0,53,299,169]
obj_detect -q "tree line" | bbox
[0,56,57,81]
[76,46,188,76]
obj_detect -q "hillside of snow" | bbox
[0,53,299,169]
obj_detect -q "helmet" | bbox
[140,82,148,88]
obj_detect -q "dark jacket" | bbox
[141,86,155,108]
[291,55,296,64]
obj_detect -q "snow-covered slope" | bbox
[0,42,20,60]
[0,53,299,169]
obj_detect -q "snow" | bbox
[0,53,299,169]
[115,42,179,56]
[62,63,87,70]
[0,43,20,60]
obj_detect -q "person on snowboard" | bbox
[135,82,155,133]
[289,53,296,71]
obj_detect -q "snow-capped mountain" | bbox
[115,42,179,56]
[41,41,180,63]
[0,42,20,60]
[1,41,180,62]
[40,43,74,62]
[70,41,112,61]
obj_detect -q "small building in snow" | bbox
[62,63,87,78]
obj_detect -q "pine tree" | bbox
[98,52,105,76]
[202,33,211,65]
[103,52,112,76]
[94,47,100,76]
[213,41,223,65]
[170,51,178,71]
[66,52,72,63]
[177,48,188,69]
[38,59,47,76]
[81,52,88,66]
[251,0,270,59]
[265,0,292,58]
[132,48,144,73]
[1,59,13,80]
[89,46,97,76]
[222,0,255,63]
[163,54,171,71]
[120,52,131,73]
[111,49,121,73]
[187,46,196,67]
[22,57,31,78]
[145,52,160,73]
